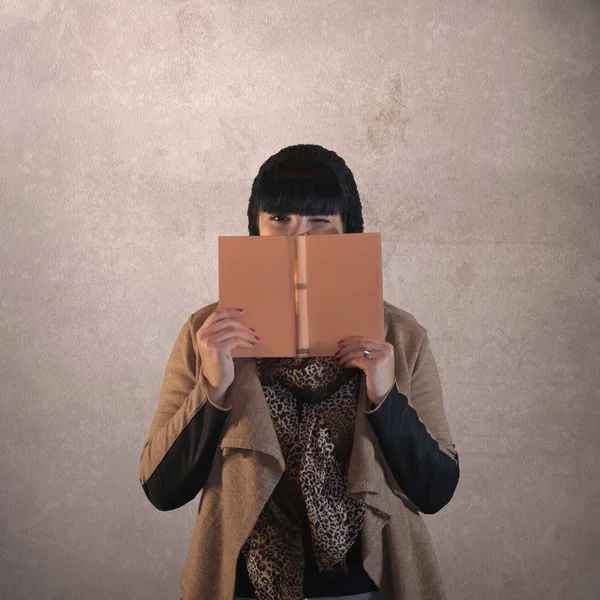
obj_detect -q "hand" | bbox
[335,336,396,407]
[195,308,260,403]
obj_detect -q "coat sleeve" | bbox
[364,329,459,514]
[138,316,231,511]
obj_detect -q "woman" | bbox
[139,144,460,600]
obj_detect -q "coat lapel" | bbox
[218,357,285,471]
[347,371,393,520]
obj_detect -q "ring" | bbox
[362,348,372,359]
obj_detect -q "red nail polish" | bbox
[337,339,344,345]
[334,350,340,356]
[236,308,244,312]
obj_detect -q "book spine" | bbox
[294,236,310,356]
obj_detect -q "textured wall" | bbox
[1,1,599,599]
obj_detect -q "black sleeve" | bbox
[142,401,230,511]
[366,386,460,514]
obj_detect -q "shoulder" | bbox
[164,302,220,357]
[383,299,427,334]
[383,299,428,351]
[188,300,220,333]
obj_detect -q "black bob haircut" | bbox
[247,144,364,236]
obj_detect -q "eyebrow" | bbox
[265,213,332,218]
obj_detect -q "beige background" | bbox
[1,1,599,599]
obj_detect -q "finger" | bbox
[202,315,256,340]
[207,308,245,326]
[334,343,363,360]
[217,337,256,351]
[208,327,260,347]
[337,348,377,365]
[205,318,253,336]
[335,340,381,357]
[338,356,364,369]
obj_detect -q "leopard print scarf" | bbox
[241,357,366,600]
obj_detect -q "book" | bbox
[218,232,384,357]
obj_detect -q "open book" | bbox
[218,233,384,357]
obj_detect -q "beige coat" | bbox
[139,300,458,600]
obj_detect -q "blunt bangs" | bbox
[257,160,347,218]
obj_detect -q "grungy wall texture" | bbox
[1,1,599,599]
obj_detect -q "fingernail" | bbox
[334,350,340,356]
[249,327,256,332]
[236,308,244,312]
[337,339,344,345]
[254,335,261,340]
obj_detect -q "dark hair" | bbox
[247,144,364,236]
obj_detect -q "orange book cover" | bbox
[218,233,384,357]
